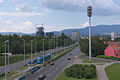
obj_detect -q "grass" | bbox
[56,71,97,80]
[83,59,106,63]
[105,63,120,80]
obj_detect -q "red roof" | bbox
[108,41,120,51]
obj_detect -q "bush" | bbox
[96,55,118,60]
[65,64,96,79]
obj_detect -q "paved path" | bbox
[96,62,115,80]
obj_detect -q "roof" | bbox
[108,41,120,50]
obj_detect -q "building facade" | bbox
[36,27,44,36]
[111,32,115,41]
[105,41,120,58]
[46,32,54,37]
[72,31,79,42]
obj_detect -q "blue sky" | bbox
[0,0,120,33]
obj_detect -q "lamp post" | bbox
[51,39,52,54]
[7,40,9,73]
[49,38,50,50]
[4,40,10,73]
[34,39,36,56]
[4,40,8,80]
[56,38,58,53]
[87,6,92,61]
[23,39,26,66]
[30,40,33,69]
[43,39,45,63]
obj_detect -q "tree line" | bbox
[0,33,74,55]
[79,37,107,57]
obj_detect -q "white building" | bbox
[72,31,79,42]
[111,32,115,41]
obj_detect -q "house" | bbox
[105,41,120,58]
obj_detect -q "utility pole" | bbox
[87,6,92,61]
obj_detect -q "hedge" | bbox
[65,64,97,79]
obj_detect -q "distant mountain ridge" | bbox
[0,25,120,36]
[53,25,120,36]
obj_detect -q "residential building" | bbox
[105,41,120,58]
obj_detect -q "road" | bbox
[26,46,81,80]
[0,45,73,75]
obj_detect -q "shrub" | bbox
[65,64,96,79]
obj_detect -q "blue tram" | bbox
[36,54,52,64]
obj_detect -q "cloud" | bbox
[16,4,32,12]
[0,12,45,17]
[81,22,89,28]
[0,20,35,33]
[0,0,3,3]
[39,0,120,16]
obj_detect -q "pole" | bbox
[89,17,91,61]
[23,39,25,66]
[43,39,44,63]
[30,40,33,69]
[49,38,50,50]
[35,39,36,56]
[8,40,9,73]
[51,39,52,54]
[4,41,7,80]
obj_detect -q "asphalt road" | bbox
[26,46,81,80]
[0,45,72,75]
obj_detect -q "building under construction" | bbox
[36,26,44,36]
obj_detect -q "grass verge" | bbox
[83,59,106,63]
[56,71,97,80]
[105,63,120,80]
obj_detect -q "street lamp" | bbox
[51,39,52,54]
[4,40,8,80]
[23,39,26,66]
[30,40,34,69]
[49,38,50,50]
[4,40,10,73]
[7,40,9,73]
[34,39,36,56]
[56,38,58,53]
[43,39,45,63]
[87,6,92,61]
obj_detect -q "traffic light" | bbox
[87,6,92,17]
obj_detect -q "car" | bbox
[38,74,45,80]
[69,53,72,55]
[68,57,71,60]
[50,62,54,65]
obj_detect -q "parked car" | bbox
[38,74,45,80]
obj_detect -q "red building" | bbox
[105,41,120,58]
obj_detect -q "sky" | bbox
[0,0,120,33]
